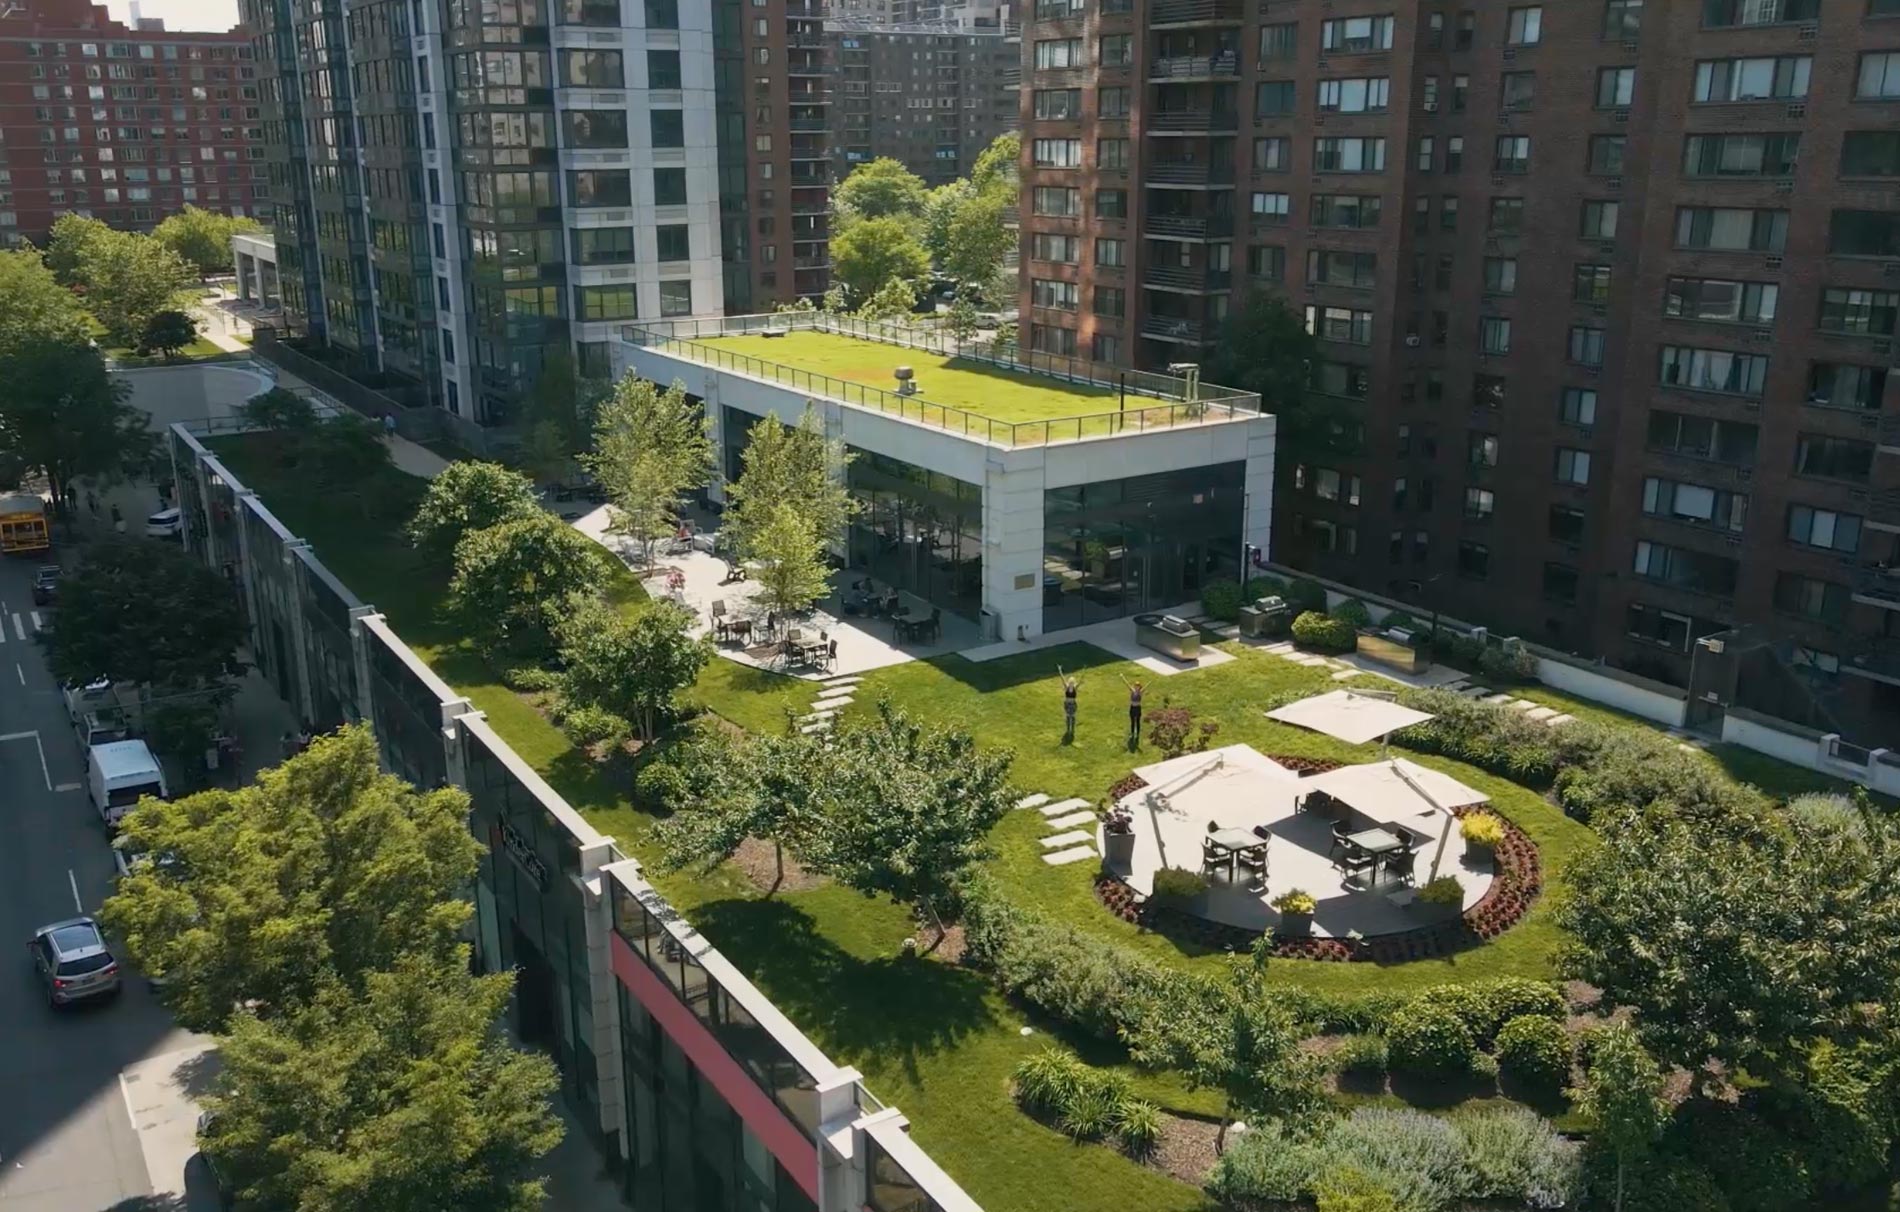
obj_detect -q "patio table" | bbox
[1206,826,1270,885]
[1344,826,1406,888]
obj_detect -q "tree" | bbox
[303,413,394,491]
[1569,1025,1669,1212]
[748,501,832,617]
[43,213,113,287]
[1126,939,1333,1151]
[1559,801,1900,1081]
[724,403,855,562]
[655,729,825,890]
[101,726,480,1032]
[47,536,243,689]
[970,130,1020,197]
[0,338,152,514]
[449,513,611,655]
[830,215,931,307]
[945,296,981,342]
[0,249,91,364]
[921,179,975,270]
[855,276,920,323]
[832,157,929,222]
[938,186,1015,303]
[151,204,263,277]
[407,460,542,557]
[79,228,199,347]
[556,598,711,741]
[1203,292,1341,456]
[580,375,713,567]
[138,308,200,360]
[201,954,562,1212]
[513,346,604,483]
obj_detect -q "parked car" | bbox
[28,917,121,1006]
[146,507,183,539]
[197,1111,236,1210]
[31,564,59,606]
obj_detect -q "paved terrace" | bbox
[622,313,1264,447]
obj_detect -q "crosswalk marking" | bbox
[29,611,42,630]
[10,613,22,640]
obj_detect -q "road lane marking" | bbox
[68,870,82,914]
[13,663,20,685]
[54,783,81,792]
[9,613,21,640]
[29,611,41,630]
[0,730,52,790]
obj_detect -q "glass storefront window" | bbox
[846,449,982,621]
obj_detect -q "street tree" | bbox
[854,276,919,323]
[1569,1024,1670,1212]
[1203,292,1337,456]
[921,179,975,270]
[970,131,1020,197]
[138,308,200,360]
[151,204,263,277]
[748,501,832,617]
[724,403,854,562]
[449,512,611,655]
[407,459,542,557]
[938,186,1015,302]
[80,228,199,348]
[556,598,711,741]
[944,296,981,342]
[102,726,481,1032]
[830,215,930,308]
[201,953,563,1212]
[43,213,113,287]
[0,249,91,363]
[833,157,928,222]
[47,538,244,690]
[0,338,153,514]
[581,375,713,567]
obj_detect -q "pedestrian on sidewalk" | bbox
[85,490,98,517]
[383,411,398,441]
[1058,664,1081,745]
[110,503,125,535]
[1120,674,1145,750]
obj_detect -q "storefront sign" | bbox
[495,820,549,890]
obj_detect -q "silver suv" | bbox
[29,917,121,1006]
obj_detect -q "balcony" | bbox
[1144,265,1233,292]
[1150,0,1244,25]
[1144,213,1233,239]
[790,201,830,216]
[789,116,827,132]
[788,32,825,46]
[1853,566,1900,610]
[1146,108,1240,134]
[1145,160,1234,186]
[789,169,829,185]
[1882,412,1900,452]
[786,59,831,78]
[1148,53,1240,80]
[794,253,831,269]
[788,91,831,105]
[790,147,833,162]
[1861,487,1900,531]
[1141,314,1208,343]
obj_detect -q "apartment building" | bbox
[1020,0,1900,745]
[0,0,264,244]
[834,20,1018,186]
[242,0,726,421]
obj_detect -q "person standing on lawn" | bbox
[1058,666,1081,744]
[1120,674,1145,750]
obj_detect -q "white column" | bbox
[980,448,1046,642]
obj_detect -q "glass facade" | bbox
[1042,463,1246,632]
[846,450,983,621]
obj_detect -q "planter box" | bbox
[1102,830,1136,870]
[1357,630,1425,674]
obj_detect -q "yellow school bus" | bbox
[0,493,50,555]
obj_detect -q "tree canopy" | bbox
[75,227,200,347]
[833,157,929,221]
[449,512,612,655]
[406,460,542,557]
[151,205,264,276]
[581,375,713,565]
[830,215,931,307]
[47,536,245,690]
[1203,292,1330,450]
[0,248,91,363]
[724,403,854,558]
[556,598,710,741]
[937,185,1015,302]
[101,726,481,1032]
[44,213,113,287]
[138,308,200,360]
[970,131,1020,196]
[201,953,563,1212]
[0,337,153,511]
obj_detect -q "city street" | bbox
[0,555,221,1212]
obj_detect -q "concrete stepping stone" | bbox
[1456,685,1491,698]
[1509,699,1539,711]
[1544,713,1576,727]
[799,721,831,735]
[1483,692,1516,705]
[1039,797,1093,818]
[1294,655,1332,667]
[815,686,855,701]
[1263,642,1296,655]
[1042,845,1097,866]
[822,675,864,689]
[1016,792,1052,812]
[1330,669,1360,681]
[1524,706,1558,721]
[799,709,836,724]
[1044,809,1096,830]
[1040,829,1094,849]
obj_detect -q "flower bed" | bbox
[1106,772,1151,801]
[1091,805,1541,963]
[1264,754,1344,777]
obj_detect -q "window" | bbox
[1468,432,1500,467]
[1501,71,1536,110]
[1808,362,1888,409]
[1440,197,1460,232]
[563,109,629,148]
[1507,6,1543,44]
[1259,23,1299,59]
[1818,287,1899,336]
[1451,74,1469,111]
[1627,603,1695,650]
[1097,138,1129,169]
[1033,88,1082,120]
[574,284,637,321]
[644,0,678,26]
[1417,137,1437,172]
[1311,359,1368,398]
[1560,387,1599,426]
[1094,237,1124,267]
[655,224,689,261]
[1859,51,1900,98]
[652,167,686,206]
[1683,133,1800,177]
[1480,316,1512,353]
[1095,189,1126,219]
[1031,232,1078,262]
[1098,33,1132,65]
[1644,477,1748,532]
[1305,304,1374,344]
[1647,409,1759,463]
[1254,137,1291,171]
[1093,286,1124,317]
[1032,138,1081,167]
[1597,67,1636,107]
[1445,137,1465,171]
[1314,136,1385,172]
[1310,194,1380,228]
[1489,197,1524,234]
[1633,541,1739,596]
[1311,468,1361,505]
[1550,505,1587,544]
[658,280,692,317]
[1032,278,1079,310]
[1604,0,1645,39]
[1702,0,1819,28]
[1841,131,1900,177]
[1316,77,1389,113]
[1457,541,1492,579]
[1249,244,1287,280]
[1321,15,1394,51]
[1788,505,1863,553]
[1581,200,1620,239]
[1794,434,1874,481]
[1307,249,1376,288]
[561,50,623,86]
[1033,186,1080,217]
[1658,345,1767,395]
[1494,136,1531,173]
[1251,191,1291,219]
[1033,38,1082,69]
[1092,333,1122,362]
[572,226,635,264]
[1676,206,1788,251]
[1664,277,1779,324]
[1829,209,1900,257]
[1544,564,1580,604]
[1696,55,1812,101]
[1774,574,1849,623]
[1099,87,1131,118]
[1570,327,1607,365]
[1256,81,1296,116]
[570,169,632,206]
[1474,375,1507,409]
[1588,135,1627,174]
[1031,324,1076,355]
[646,49,681,89]
[1574,263,1613,304]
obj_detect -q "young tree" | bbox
[0,338,153,514]
[513,346,601,483]
[137,308,200,360]
[944,296,982,343]
[724,403,854,562]
[654,729,826,890]
[1569,1024,1669,1212]
[102,726,481,1032]
[855,276,920,323]
[0,249,91,363]
[748,501,832,617]
[202,954,563,1212]
[556,598,711,741]
[830,215,931,307]
[449,512,611,655]
[407,460,542,557]
[48,536,245,689]
[79,228,199,347]
[581,375,713,567]
[151,204,263,277]
[832,157,929,222]
[43,213,113,287]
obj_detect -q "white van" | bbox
[86,740,168,829]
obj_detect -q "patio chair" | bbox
[825,638,838,671]
[1337,849,1377,887]
[1386,849,1418,887]
[921,607,942,643]
[710,600,727,641]
[1326,820,1355,865]
[1200,837,1226,879]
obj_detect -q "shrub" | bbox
[1553,728,1763,823]
[1330,597,1372,628]
[1476,978,1569,1036]
[1323,1109,1471,1212]
[1385,1000,1479,1077]
[1207,1122,1330,1204]
[1116,1098,1163,1158]
[1292,610,1357,653]
[1201,577,1244,622]
[503,665,562,693]
[1284,577,1329,614]
[1147,701,1216,759]
[1245,572,1288,598]
[1495,1015,1573,1089]
[1452,1105,1581,1206]
[1393,688,1561,786]
[1479,643,1540,682]
[1273,888,1318,916]
[1332,1033,1389,1076]
[1417,875,1464,908]
[556,702,630,748]
[1459,810,1505,848]
[1786,791,1867,838]
[1151,866,1209,902]
[1060,1070,1131,1141]
[1012,1048,1086,1115]
[1315,1168,1401,1212]
[1378,610,1419,635]
[635,760,690,812]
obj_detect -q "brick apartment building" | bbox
[0,0,263,244]
[833,18,1019,187]
[1019,0,1900,744]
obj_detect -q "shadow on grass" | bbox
[921,642,1129,694]
[689,897,996,1085]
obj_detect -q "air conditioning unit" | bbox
[1765,256,1783,269]
[1404,333,1421,347]
[1422,100,1438,112]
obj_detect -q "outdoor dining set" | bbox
[1196,787,1428,896]
[707,601,838,672]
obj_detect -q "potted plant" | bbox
[1100,805,1136,870]
[1150,866,1208,906]
[1459,810,1505,861]
[1416,875,1465,921]
[1272,888,1317,935]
